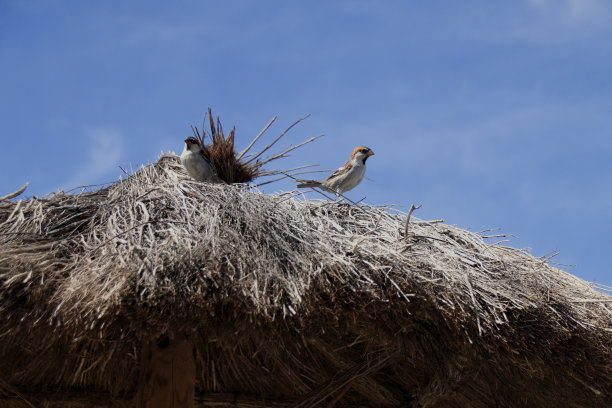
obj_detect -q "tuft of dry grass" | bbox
[188,108,321,185]
[190,108,258,183]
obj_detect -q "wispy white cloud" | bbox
[462,1,612,45]
[63,128,124,189]
[526,0,610,23]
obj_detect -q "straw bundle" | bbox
[0,156,610,407]
[189,108,259,183]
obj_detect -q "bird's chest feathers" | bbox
[345,163,365,183]
[181,150,209,173]
[332,162,365,190]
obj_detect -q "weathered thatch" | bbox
[0,155,611,407]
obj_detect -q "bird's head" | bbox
[350,146,374,164]
[184,137,202,152]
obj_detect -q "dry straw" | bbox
[0,118,610,407]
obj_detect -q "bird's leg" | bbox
[334,191,345,204]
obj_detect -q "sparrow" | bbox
[297,146,374,195]
[180,137,220,182]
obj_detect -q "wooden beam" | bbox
[136,330,196,408]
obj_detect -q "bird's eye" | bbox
[360,149,368,154]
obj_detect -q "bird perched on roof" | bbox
[180,137,220,182]
[296,146,374,195]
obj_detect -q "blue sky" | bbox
[1,1,611,286]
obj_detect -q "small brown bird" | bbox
[180,137,220,182]
[297,146,374,195]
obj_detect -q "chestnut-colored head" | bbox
[350,146,374,163]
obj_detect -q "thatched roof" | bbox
[1,155,610,407]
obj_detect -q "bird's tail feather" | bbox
[296,179,322,189]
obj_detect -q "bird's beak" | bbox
[184,138,191,144]
[367,151,375,157]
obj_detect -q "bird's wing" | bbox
[325,163,352,181]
